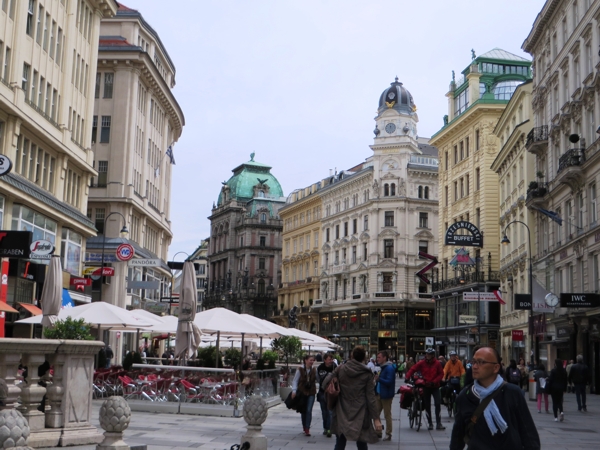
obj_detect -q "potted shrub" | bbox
[300,300,305,307]
[308,299,313,306]
[280,303,285,310]
[262,350,278,370]
[271,336,302,400]
[528,181,539,191]
[224,347,242,370]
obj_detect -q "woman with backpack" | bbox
[548,359,568,422]
[505,359,522,386]
[291,355,318,436]
[534,363,549,413]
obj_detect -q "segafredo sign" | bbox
[29,239,54,260]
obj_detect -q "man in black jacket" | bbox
[450,347,540,450]
[568,354,590,412]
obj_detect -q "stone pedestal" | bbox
[97,396,131,450]
[241,395,268,450]
[18,353,47,431]
[45,354,65,428]
[0,352,22,410]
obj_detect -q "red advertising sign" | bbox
[511,329,524,341]
[96,267,115,276]
[0,260,9,337]
[70,277,92,286]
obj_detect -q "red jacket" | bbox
[405,358,444,387]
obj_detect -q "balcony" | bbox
[526,126,548,156]
[432,270,500,291]
[525,182,548,208]
[556,148,585,186]
[332,262,347,274]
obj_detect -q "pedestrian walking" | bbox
[406,356,415,372]
[517,358,528,391]
[316,353,335,437]
[291,354,317,436]
[323,346,382,450]
[405,348,445,430]
[534,363,549,414]
[566,359,574,393]
[548,359,567,422]
[375,350,395,441]
[105,345,113,368]
[568,354,591,412]
[449,347,540,450]
[505,360,521,386]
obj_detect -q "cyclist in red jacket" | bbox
[405,348,446,430]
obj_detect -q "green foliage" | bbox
[122,352,143,371]
[262,349,278,369]
[224,348,242,369]
[256,358,266,371]
[271,336,302,371]
[43,317,94,341]
[197,346,223,368]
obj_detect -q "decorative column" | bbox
[17,353,46,431]
[97,396,131,450]
[241,394,268,450]
[45,354,65,428]
[0,352,22,410]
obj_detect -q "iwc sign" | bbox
[560,293,600,308]
[444,222,483,247]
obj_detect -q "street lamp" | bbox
[99,212,128,303]
[501,220,533,360]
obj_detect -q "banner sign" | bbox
[0,231,32,258]
[444,222,483,247]
[560,293,600,308]
[128,259,161,267]
[83,267,115,276]
[556,326,573,340]
[85,253,118,263]
[459,315,478,324]
[512,329,524,341]
[514,294,533,310]
[70,277,92,286]
[463,292,497,302]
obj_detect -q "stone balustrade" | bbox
[0,338,105,448]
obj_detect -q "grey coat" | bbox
[323,359,379,444]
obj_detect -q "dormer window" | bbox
[258,190,265,197]
[260,213,267,223]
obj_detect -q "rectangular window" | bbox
[259,236,266,247]
[258,258,265,270]
[91,115,97,143]
[100,116,111,143]
[384,240,394,258]
[465,137,470,157]
[460,141,464,160]
[49,20,56,58]
[363,242,368,261]
[30,70,37,104]
[22,63,30,99]
[445,186,449,206]
[51,89,57,119]
[45,82,50,113]
[335,225,339,239]
[97,160,108,187]
[103,73,113,98]
[26,0,34,36]
[95,208,105,234]
[364,215,369,230]
[36,5,43,44]
[55,28,62,65]
[419,212,429,228]
[476,168,480,190]
[419,240,428,255]
[314,231,318,248]
[475,129,480,151]
[353,218,357,234]
[344,221,348,236]
[2,46,9,82]
[352,245,357,263]
[326,228,330,242]
[38,76,44,107]
[94,72,100,98]
[454,145,458,164]
[43,13,50,51]
[384,211,394,226]
[591,183,597,224]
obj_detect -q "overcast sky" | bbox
[119,0,547,260]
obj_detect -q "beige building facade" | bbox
[523,0,600,386]
[490,80,537,364]
[0,0,118,336]
[86,4,184,315]
[277,181,323,332]
[430,49,532,359]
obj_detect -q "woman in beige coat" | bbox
[323,346,382,450]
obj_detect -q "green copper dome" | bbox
[217,153,284,206]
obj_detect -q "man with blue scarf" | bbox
[449,347,540,450]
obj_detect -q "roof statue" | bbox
[471,49,476,60]
[250,152,255,162]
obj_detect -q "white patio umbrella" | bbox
[175,261,202,362]
[40,255,62,329]
[143,314,178,333]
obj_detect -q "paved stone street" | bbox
[38,379,600,449]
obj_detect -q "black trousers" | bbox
[550,390,564,418]
[422,386,442,426]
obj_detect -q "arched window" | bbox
[390,183,396,196]
[258,279,265,294]
[384,184,390,196]
[258,190,265,197]
[418,186,423,198]
[424,186,429,199]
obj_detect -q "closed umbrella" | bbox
[41,255,62,329]
[175,261,201,362]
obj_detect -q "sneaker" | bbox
[327,430,332,438]
[304,428,311,437]
[554,418,558,422]
[436,424,446,430]
[428,424,434,431]
[537,410,541,413]
[560,412,564,422]
[383,435,392,441]
[583,407,587,412]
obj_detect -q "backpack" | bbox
[509,368,521,384]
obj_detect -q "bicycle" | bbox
[444,377,461,418]
[407,378,425,432]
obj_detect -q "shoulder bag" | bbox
[464,381,506,446]
[326,373,340,410]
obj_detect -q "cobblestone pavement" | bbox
[37,378,600,449]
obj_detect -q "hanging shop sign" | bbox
[70,277,92,286]
[560,293,600,308]
[511,329,524,341]
[459,315,478,324]
[0,155,13,177]
[29,239,54,260]
[514,294,533,310]
[0,231,32,258]
[444,221,483,247]
[83,267,115,277]
[116,243,135,262]
[128,259,161,267]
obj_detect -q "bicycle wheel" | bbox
[416,397,423,432]
[447,393,454,417]
[409,401,415,428]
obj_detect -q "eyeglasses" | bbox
[470,359,499,367]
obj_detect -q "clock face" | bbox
[545,293,559,307]
[385,123,396,134]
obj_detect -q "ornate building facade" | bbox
[204,155,285,319]
[430,49,532,359]
[313,79,439,359]
[276,182,322,331]
[523,0,600,390]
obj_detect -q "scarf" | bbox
[473,374,508,435]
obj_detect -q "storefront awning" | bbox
[0,302,19,313]
[18,303,42,316]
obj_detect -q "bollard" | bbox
[97,396,132,450]
[0,408,33,450]
[241,395,267,450]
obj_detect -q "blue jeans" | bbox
[318,395,332,430]
[574,384,587,410]
[334,433,368,450]
[301,395,315,429]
